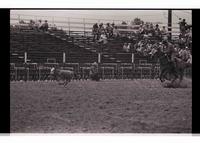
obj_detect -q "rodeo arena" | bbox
[10,10,192,133]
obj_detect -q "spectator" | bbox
[105,23,113,38]
[35,20,43,31]
[154,24,161,37]
[19,20,26,24]
[123,43,128,52]
[92,23,99,41]
[97,23,106,40]
[161,26,167,38]
[113,26,120,38]
[41,20,49,31]
[179,19,187,35]
[98,34,108,44]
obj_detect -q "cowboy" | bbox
[162,41,177,69]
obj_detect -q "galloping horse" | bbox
[151,48,191,84]
[50,67,74,86]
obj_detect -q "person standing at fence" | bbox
[92,23,99,41]
[90,62,100,81]
[42,20,49,32]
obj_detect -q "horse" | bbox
[151,48,191,84]
[50,67,74,86]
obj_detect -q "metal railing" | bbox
[10,62,192,81]
[10,14,183,36]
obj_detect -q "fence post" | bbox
[112,67,114,79]
[15,68,17,81]
[18,15,20,22]
[83,18,86,37]
[98,53,101,63]
[38,68,41,81]
[102,67,105,79]
[52,17,54,25]
[24,52,27,63]
[132,53,135,79]
[63,52,66,63]
[27,68,29,81]
[122,67,124,79]
[68,17,70,36]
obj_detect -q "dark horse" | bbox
[50,67,74,86]
[151,49,191,84]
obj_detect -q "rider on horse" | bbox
[162,40,177,70]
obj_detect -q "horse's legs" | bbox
[178,69,184,84]
[171,70,179,85]
[160,68,167,82]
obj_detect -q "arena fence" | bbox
[10,62,192,81]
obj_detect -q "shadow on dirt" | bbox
[162,78,192,88]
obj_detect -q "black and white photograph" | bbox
[10,9,192,133]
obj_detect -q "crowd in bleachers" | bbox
[14,17,192,65]
[92,18,192,65]
[17,19,55,32]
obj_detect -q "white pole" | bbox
[63,52,66,63]
[24,52,27,63]
[131,53,134,63]
[98,53,101,63]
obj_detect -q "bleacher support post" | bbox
[63,52,66,63]
[98,53,101,64]
[131,53,135,79]
[168,10,172,40]
[24,52,27,63]
[98,53,101,78]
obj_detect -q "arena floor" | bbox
[10,79,192,133]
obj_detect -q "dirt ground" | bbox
[10,79,192,133]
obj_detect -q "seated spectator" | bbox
[161,26,167,38]
[123,43,128,52]
[111,23,115,28]
[105,23,113,38]
[98,34,108,44]
[121,21,127,25]
[97,23,106,40]
[19,20,26,24]
[35,20,43,31]
[29,20,35,29]
[113,26,120,38]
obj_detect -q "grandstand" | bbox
[10,14,192,81]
